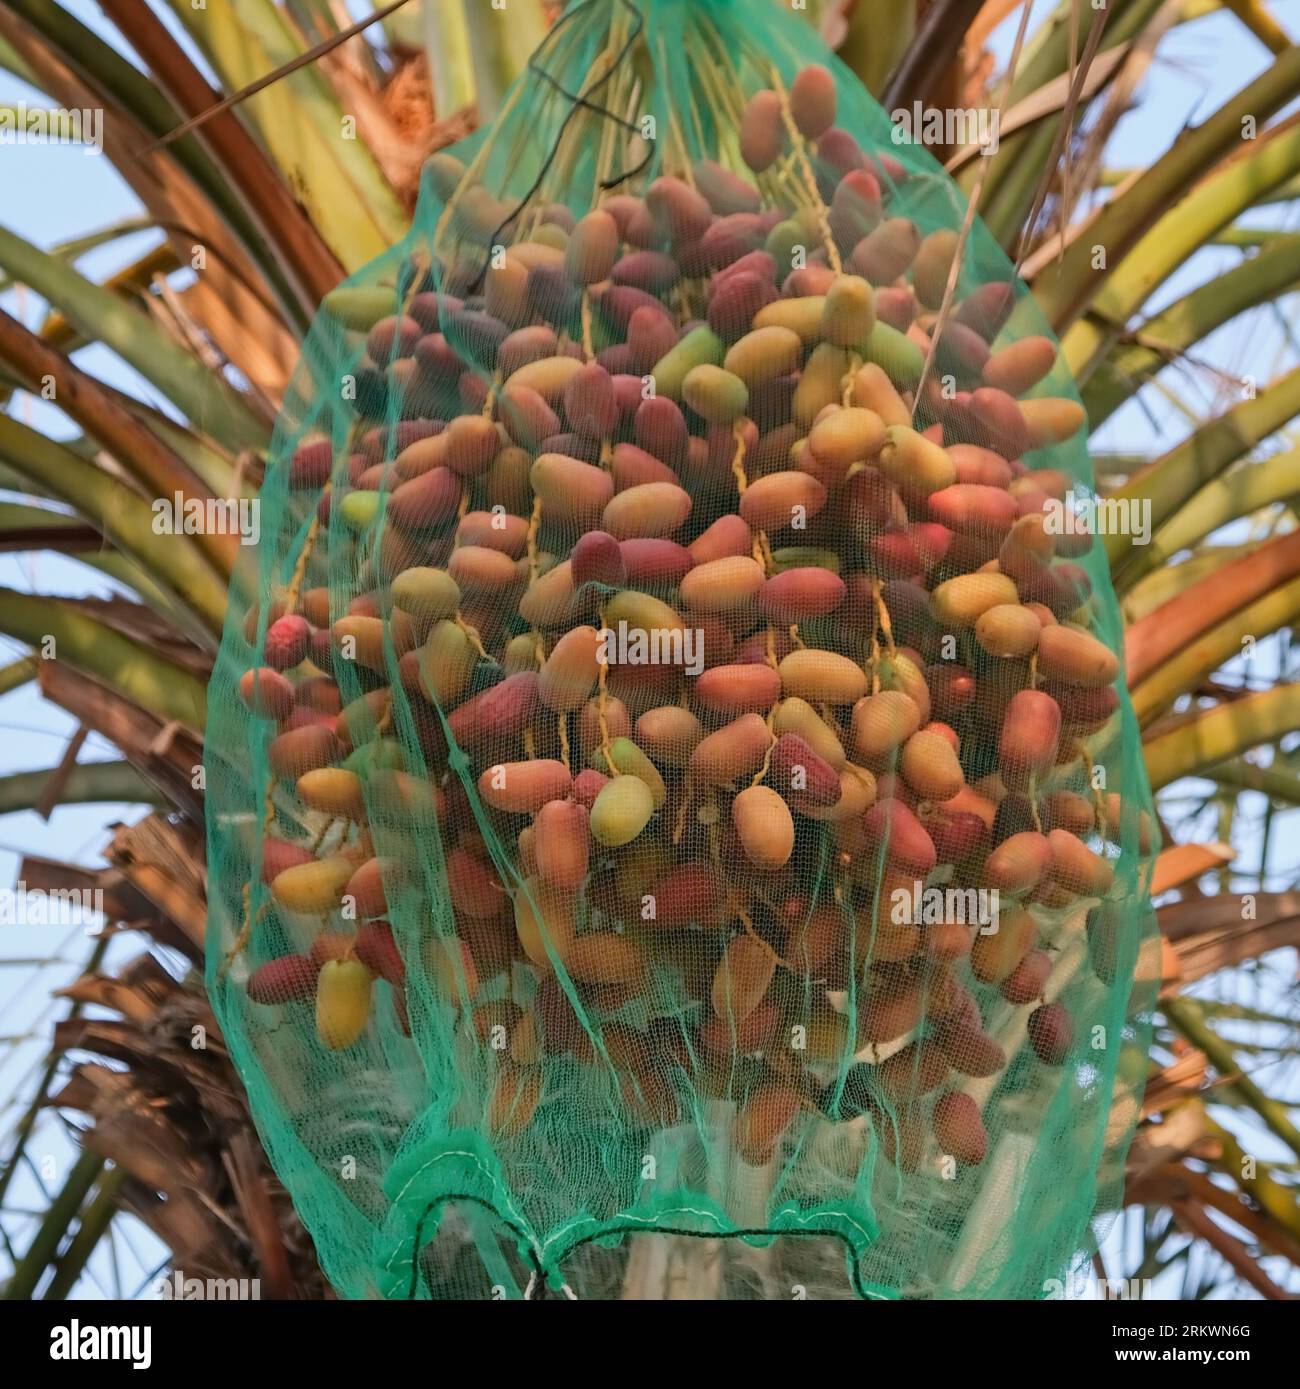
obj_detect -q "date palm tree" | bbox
[1,0,1298,1299]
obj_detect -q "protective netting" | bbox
[206,0,1160,1300]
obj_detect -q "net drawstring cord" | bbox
[473,0,652,295]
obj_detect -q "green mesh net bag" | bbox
[205,0,1160,1300]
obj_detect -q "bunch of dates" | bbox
[234,65,1146,1173]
